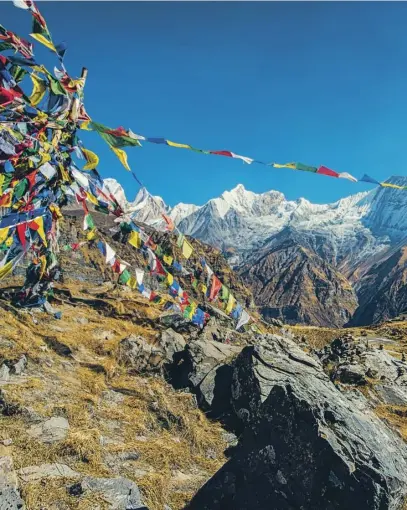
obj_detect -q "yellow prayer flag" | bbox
[225,293,236,314]
[82,148,99,170]
[85,191,99,206]
[33,216,47,247]
[163,254,173,265]
[39,254,47,278]
[39,151,51,166]
[0,260,13,280]
[80,120,92,131]
[0,227,9,244]
[30,33,56,52]
[127,276,136,289]
[380,182,404,189]
[200,283,207,295]
[165,272,174,286]
[5,236,13,248]
[167,140,191,149]
[111,146,131,171]
[87,229,97,241]
[29,74,47,106]
[272,162,296,169]
[128,230,141,249]
[182,239,193,259]
[49,204,63,219]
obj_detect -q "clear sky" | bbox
[3,1,407,206]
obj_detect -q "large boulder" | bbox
[188,334,407,510]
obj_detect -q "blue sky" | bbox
[4,1,407,206]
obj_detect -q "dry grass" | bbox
[0,283,228,510]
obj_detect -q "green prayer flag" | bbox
[10,65,27,83]
[221,285,229,301]
[295,162,318,173]
[119,269,131,285]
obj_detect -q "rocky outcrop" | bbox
[319,334,407,405]
[167,338,241,418]
[188,334,407,510]
[240,229,358,327]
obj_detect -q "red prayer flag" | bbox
[16,223,27,250]
[209,275,222,301]
[317,166,339,178]
[210,151,233,157]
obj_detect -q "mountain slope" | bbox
[240,228,358,327]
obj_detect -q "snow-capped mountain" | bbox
[104,176,407,271]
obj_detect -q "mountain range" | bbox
[104,176,407,327]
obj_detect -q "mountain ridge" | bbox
[102,176,407,327]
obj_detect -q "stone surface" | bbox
[158,329,186,363]
[0,365,10,383]
[27,416,69,444]
[118,335,164,374]
[17,463,80,482]
[69,476,148,509]
[188,334,407,510]
[0,446,25,510]
[12,356,27,376]
[168,338,241,415]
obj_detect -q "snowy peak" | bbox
[103,176,407,267]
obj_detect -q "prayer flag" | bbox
[317,166,339,178]
[296,162,317,173]
[236,310,250,330]
[163,254,173,265]
[128,230,141,249]
[0,260,13,280]
[182,239,193,259]
[82,148,99,170]
[209,275,222,301]
[28,73,46,106]
[273,162,296,169]
[111,146,131,171]
[360,174,380,185]
[225,293,236,314]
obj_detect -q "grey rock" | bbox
[0,446,25,510]
[118,335,164,374]
[375,385,407,406]
[0,364,10,383]
[188,333,407,510]
[159,329,186,363]
[12,356,27,376]
[27,416,69,444]
[2,439,12,447]
[169,338,241,415]
[17,463,79,482]
[335,363,367,385]
[69,476,148,509]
